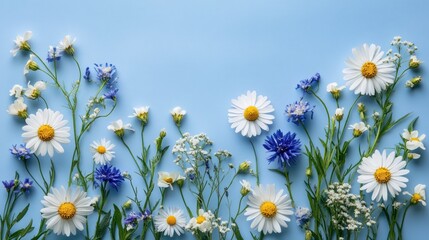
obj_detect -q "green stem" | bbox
[283,169,295,208]
[249,139,260,185]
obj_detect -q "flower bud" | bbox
[357,103,365,113]
[409,56,421,69]
[334,108,344,121]
[123,199,132,209]
[28,61,39,71]
[176,178,185,188]
[305,230,312,240]
[405,76,422,88]
[238,161,251,173]
[305,167,312,177]
[240,187,250,196]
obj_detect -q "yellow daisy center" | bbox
[243,106,259,121]
[58,202,76,219]
[259,201,277,218]
[196,215,206,224]
[410,137,420,142]
[411,193,423,204]
[97,146,107,154]
[361,61,378,78]
[37,124,55,141]
[374,167,391,184]
[164,177,174,184]
[166,215,177,226]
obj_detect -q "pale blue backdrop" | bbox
[0,0,428,239]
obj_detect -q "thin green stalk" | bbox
[249,140,260,185]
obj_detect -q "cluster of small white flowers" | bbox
[89,108,100,119]
[86,96,104,108]
[212,218,231,235]
[386,36,419,63]
[172,132,213,168]
[214,150,232,159]
[325,182,376,231]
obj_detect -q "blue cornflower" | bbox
[124,210,151,230]
[296,73,320,92]
[263,130,301,167]
[124,211,143,229]
[94,164,124,191]
[10,144,32,161]
[20,178,33,193]
[295,207,312,227]
[103,88,119,100]
[47,46,61,62]
[142,209,151,220]
[94,63,117,82]
[3,180,17,192]
[285,98,314,125]
[83,67,91,81]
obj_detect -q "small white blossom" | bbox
[402,129,426,150]
[9,84,24,98]
[25,81,46,99]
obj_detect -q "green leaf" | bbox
[230,219,244,240]
[408,117,419,131]
[12,204,30,225]
[9,220,34,240]
[95,210,111,239]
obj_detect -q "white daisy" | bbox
[326,82,345,99]
[186,209,214,233]
[129,106,149,124]
[40,186,94,236]
[157,172,184,190]
[58,35,76,55]
[9,84,24,98]
[228,91,275,138]
[402,129,426,150]
[358,150,409,202]
[334,107,344,121]
[171,106,186,126]
[349,122,368,137]
[22,108,70,157]
[107,119,133,137]
[25,81,46,99]
[240,179,253,196]
[244,184,293,234]
[7,98,28,119]
[154,208,187,237]
[90,138,115,165]
[343,44,395,96]
[407,152,421,160]
[404,184,426,206]
[10,31,32,56]
[24,54,38,75]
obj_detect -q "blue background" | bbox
[1,0,428,239]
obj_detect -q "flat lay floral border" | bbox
[1,31,426,240]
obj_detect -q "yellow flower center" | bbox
[361,61,378,78]
[196,215,206,224]
[243,106,259,121]
[411,193,423,204]
[374,167,391,184]
[164,177,174,184]
[37,124,55,141]
[166,215,177,226]
[259,201,277,218]
[97,146,107,154]
[410,137,420,142]
[58,202,76,219]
